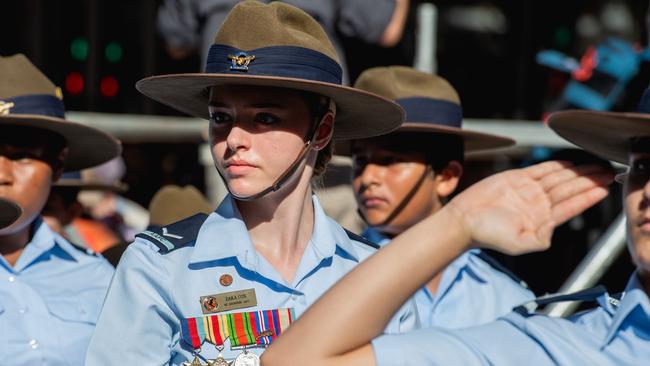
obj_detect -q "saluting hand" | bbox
[447,161,613,255]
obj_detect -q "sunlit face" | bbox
[0,143,56,235]
[351,138,439,235]
[208,85,315,199]
[624,152,650,274]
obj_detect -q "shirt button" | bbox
[19,308,27,314]
[8,276,15,282]
[29,339,39,349]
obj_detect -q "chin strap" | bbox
[222,100,334,202]
[358,165,432,228]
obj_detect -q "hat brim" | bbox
[53,179,128,193]
[0,114,122,171]
[0,198,22,229]
[335,121,515,156]
[136,73,404,140]
[548,110,650,164]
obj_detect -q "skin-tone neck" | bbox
[0,225,32,267]
[236,155,317,284]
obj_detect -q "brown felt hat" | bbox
[0,54,121,171]
[0,198,21,230]
[347,66,514,152]
[136,0,403,140]
[548,110,650,164]
[148,185,213,227]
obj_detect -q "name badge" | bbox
[200,289,257,314]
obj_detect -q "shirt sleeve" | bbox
[157,0,201,49]
[371,318,553,366]
[396,297,421,333]
[85,239,178,365]
[337,0,397,44]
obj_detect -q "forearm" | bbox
[263,206,470,366]
[379,0,409,47]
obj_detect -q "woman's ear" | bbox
[434,160,463,199]
[313,112,335,150]
[51,147,69,182]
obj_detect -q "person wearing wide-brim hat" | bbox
[343,66,533,330]
[87,2,417,365]
[261,98,650,366]
[0,53,121,365]
[0,198,22,230]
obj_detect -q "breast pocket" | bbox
[46,297,102,325]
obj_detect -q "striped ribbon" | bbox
[181,308,295,349]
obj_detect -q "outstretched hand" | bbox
[447,161,613,255]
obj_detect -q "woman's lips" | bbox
[225,160,257,175]
[362,196,387,208]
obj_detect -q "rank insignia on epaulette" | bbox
[228,52,255,71]
[0,101,14,115]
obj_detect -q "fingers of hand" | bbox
[538,164,611,192]
[523,160,574,180]
[547,171,613,205]
[551,186,609,226]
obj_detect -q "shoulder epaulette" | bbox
[476,251,530,289]
[344,229,380,250]
[513,285,608,315]
[136,213,209,254]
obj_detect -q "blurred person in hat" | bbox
[76,156,149,242]
[0,198,22,230]
[347,66,533,329]
[147,184,213,229]
[87,2,418,365]
[42,167,128,253]
[262,92,650,366]
[0,54,121,365]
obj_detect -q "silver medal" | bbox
[232,350,260,366]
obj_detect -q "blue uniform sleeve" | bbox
[85,239,178,365]
[371,318,554,366]
[337,0,396,43]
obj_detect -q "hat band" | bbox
[206,45,343,85]
[0,94,65,119]
[396,97,463,128]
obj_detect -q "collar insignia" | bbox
[228,52,256,71]
[0,101,14,115]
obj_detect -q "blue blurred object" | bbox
[537,37,650,111]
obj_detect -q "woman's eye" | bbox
[209,112,232,125]
[631,159,650,175]
[255,113,280,125]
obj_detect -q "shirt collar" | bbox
[189,194,359,266]
[602,272,650,347]
[5,217,77,273]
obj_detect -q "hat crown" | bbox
[355,66,460,104]
[214,0,339,63]
[0,54,59,100]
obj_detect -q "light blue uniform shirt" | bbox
[0,218,114,365]
[87,195,418,365]
[363,228,534,328]
[373,273,650,365]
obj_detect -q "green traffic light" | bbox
[70,37,88,61]
[105,42,122,63]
